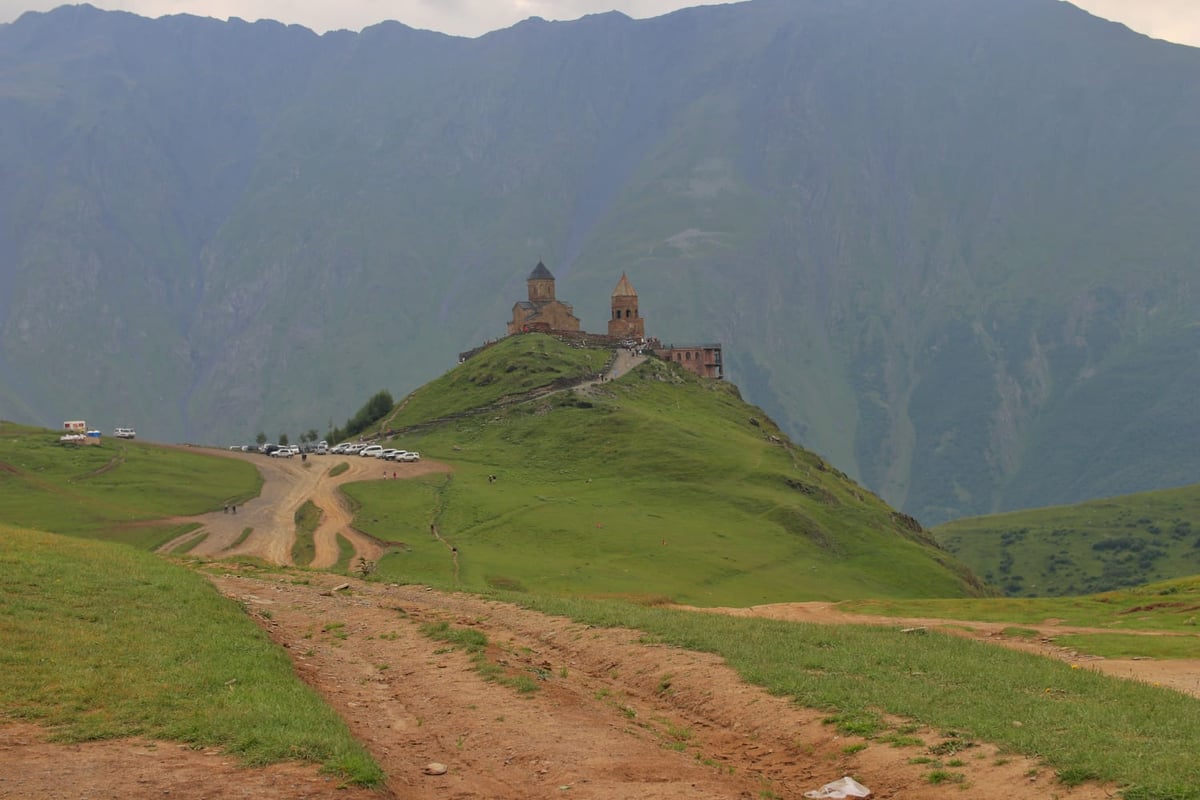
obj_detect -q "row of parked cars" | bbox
[331,442,421,462]
[227,442,329,457]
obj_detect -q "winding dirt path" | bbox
[157,449,450,567]
[682,602,1200,699]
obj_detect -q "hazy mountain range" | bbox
[2,0,1199,524]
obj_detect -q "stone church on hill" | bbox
[501,260,721,379]
[507,261,581,335]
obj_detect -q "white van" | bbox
[359,445,384,457]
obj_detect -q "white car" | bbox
[359,445,384,457]
[270,448,293,458]
[396,451,420,462]
[114,427,136,439]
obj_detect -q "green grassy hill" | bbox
[933,484,1200,597]
[0,421,261,548]
[347,335,987,605]
[0,524,381,784]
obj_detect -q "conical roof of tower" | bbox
[528,261,555,281]
[611,272,637,297]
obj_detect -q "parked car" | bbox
[270,447,293,458]
[396,451,420,462]
[114,427,136,439]
[261,443,282,455]
[359,445,384,457]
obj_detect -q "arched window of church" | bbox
[685,352,692,360]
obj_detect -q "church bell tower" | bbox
[608,272,645,339]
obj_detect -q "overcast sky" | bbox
[0,1,1198,46]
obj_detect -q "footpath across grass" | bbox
[839,576,1200,634]
[515,594,1200,799]
[0,525,382,785]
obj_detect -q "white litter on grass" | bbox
[803,775,871,798]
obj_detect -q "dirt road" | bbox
[158,449,449,567]
[3,564,1120,799]
[166,570,1120,800]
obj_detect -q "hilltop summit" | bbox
[366,334,987,604]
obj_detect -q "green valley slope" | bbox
[344,335,986,605]
[933,483,1200,596]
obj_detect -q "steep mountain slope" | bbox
[343,335,987,604]
[2,1,1200,523]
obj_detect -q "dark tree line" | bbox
[326,390,394,444]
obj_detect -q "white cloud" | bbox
[1068,0,1200,48]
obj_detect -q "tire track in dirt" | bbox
[205,569,1115,800]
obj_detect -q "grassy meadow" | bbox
[345,337,983,605]
[934,485,1200,596]
[0,524,381,784]
[0,421,260,548]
